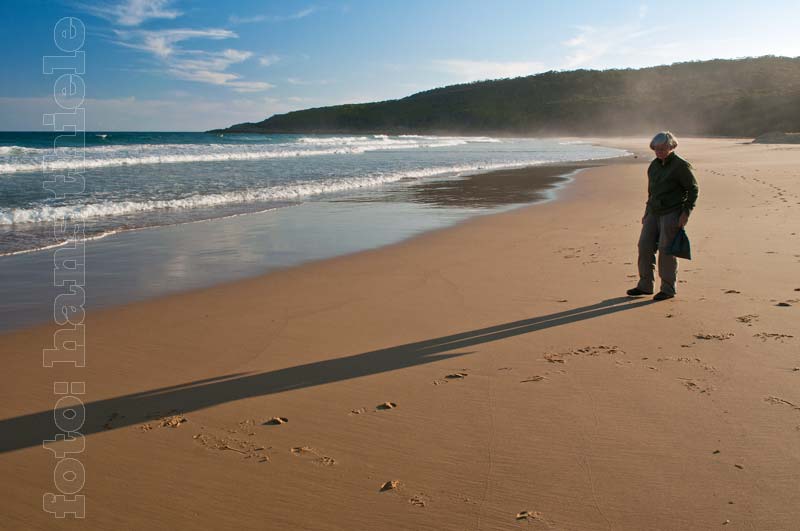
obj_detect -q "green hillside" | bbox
[212,56,800,137]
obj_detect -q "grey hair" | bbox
[650,131,678,150]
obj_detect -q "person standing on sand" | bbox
[627,131,699,301]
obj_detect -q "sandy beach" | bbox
[1,137,799,530]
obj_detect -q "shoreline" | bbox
[0,152,630,335]
[0,148,632,258]
[2,137,799,530]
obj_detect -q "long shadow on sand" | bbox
[0,296,653,454]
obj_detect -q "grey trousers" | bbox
[637,210,681,295]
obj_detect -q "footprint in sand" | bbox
[679,378,714,395]
[139,412,187,431]
[409,494,427,507]
[194,433,270,462]
[264,417,289,425]
[764,396,800,411]
[348,407,367,415]
[695,332,735,341]
[218,419,259,437]
[434,372,469,385]
[376,402,397,410]
[736,314,759,325]
[542,346,624,366]
[316,456,337,466]
[160,416,185,428]
[515,510,553,528]
[516,510,544,521]
[753,333,794,342]
[572,345,624,356]
[656,357,717,373]
[290,446,336,466]
[520,376,546,383]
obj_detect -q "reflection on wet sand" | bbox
[336,159,631,208]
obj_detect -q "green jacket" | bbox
[645,152,699,216]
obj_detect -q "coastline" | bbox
[0,153,629,334]
[2,137,799,530]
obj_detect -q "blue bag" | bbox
[668,228,691,260]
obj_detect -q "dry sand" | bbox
[1,137,799,530]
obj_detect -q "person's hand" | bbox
[678,212,689,228]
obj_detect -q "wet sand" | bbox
[0,160,603,333]
[1,137,799,530]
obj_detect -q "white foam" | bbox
[398,134,501,143]
[0,135,498,174]
[0,230,122,257]
[0,146,33,156]
[0,159,547,226]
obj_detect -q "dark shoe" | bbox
[626,287,653,296]
[653,292,675,301]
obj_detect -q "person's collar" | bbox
[660,151,676,166]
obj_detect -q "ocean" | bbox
[0,132,626,256]
[0,132,628,331]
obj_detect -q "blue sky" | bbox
[1,0,799,131]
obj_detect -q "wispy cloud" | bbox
[114,28,273,92]
[85,3,276,94]
[258,54,281,67]
[560,7,664,69]
[114,28,236,58]
[431,59,545,81]
[228,14,267,25]
[229,6,317,25]
[77,0,181,27]
[287,7,316,20]
[287,77,330,86]
[168,49,274,92]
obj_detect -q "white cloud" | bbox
[287,77,330,86]
[113,29,273,92]
[228,81,276,93]
[431,59,545,81]
[228,14,267,25]
[78,0,181,27]
[229,6,317,24]
[115,28,236,58]
[559,12,666,70]
[258,54,281,67]
[78,3,272,94]
[167,49,275,91]
[289,7,316,19]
